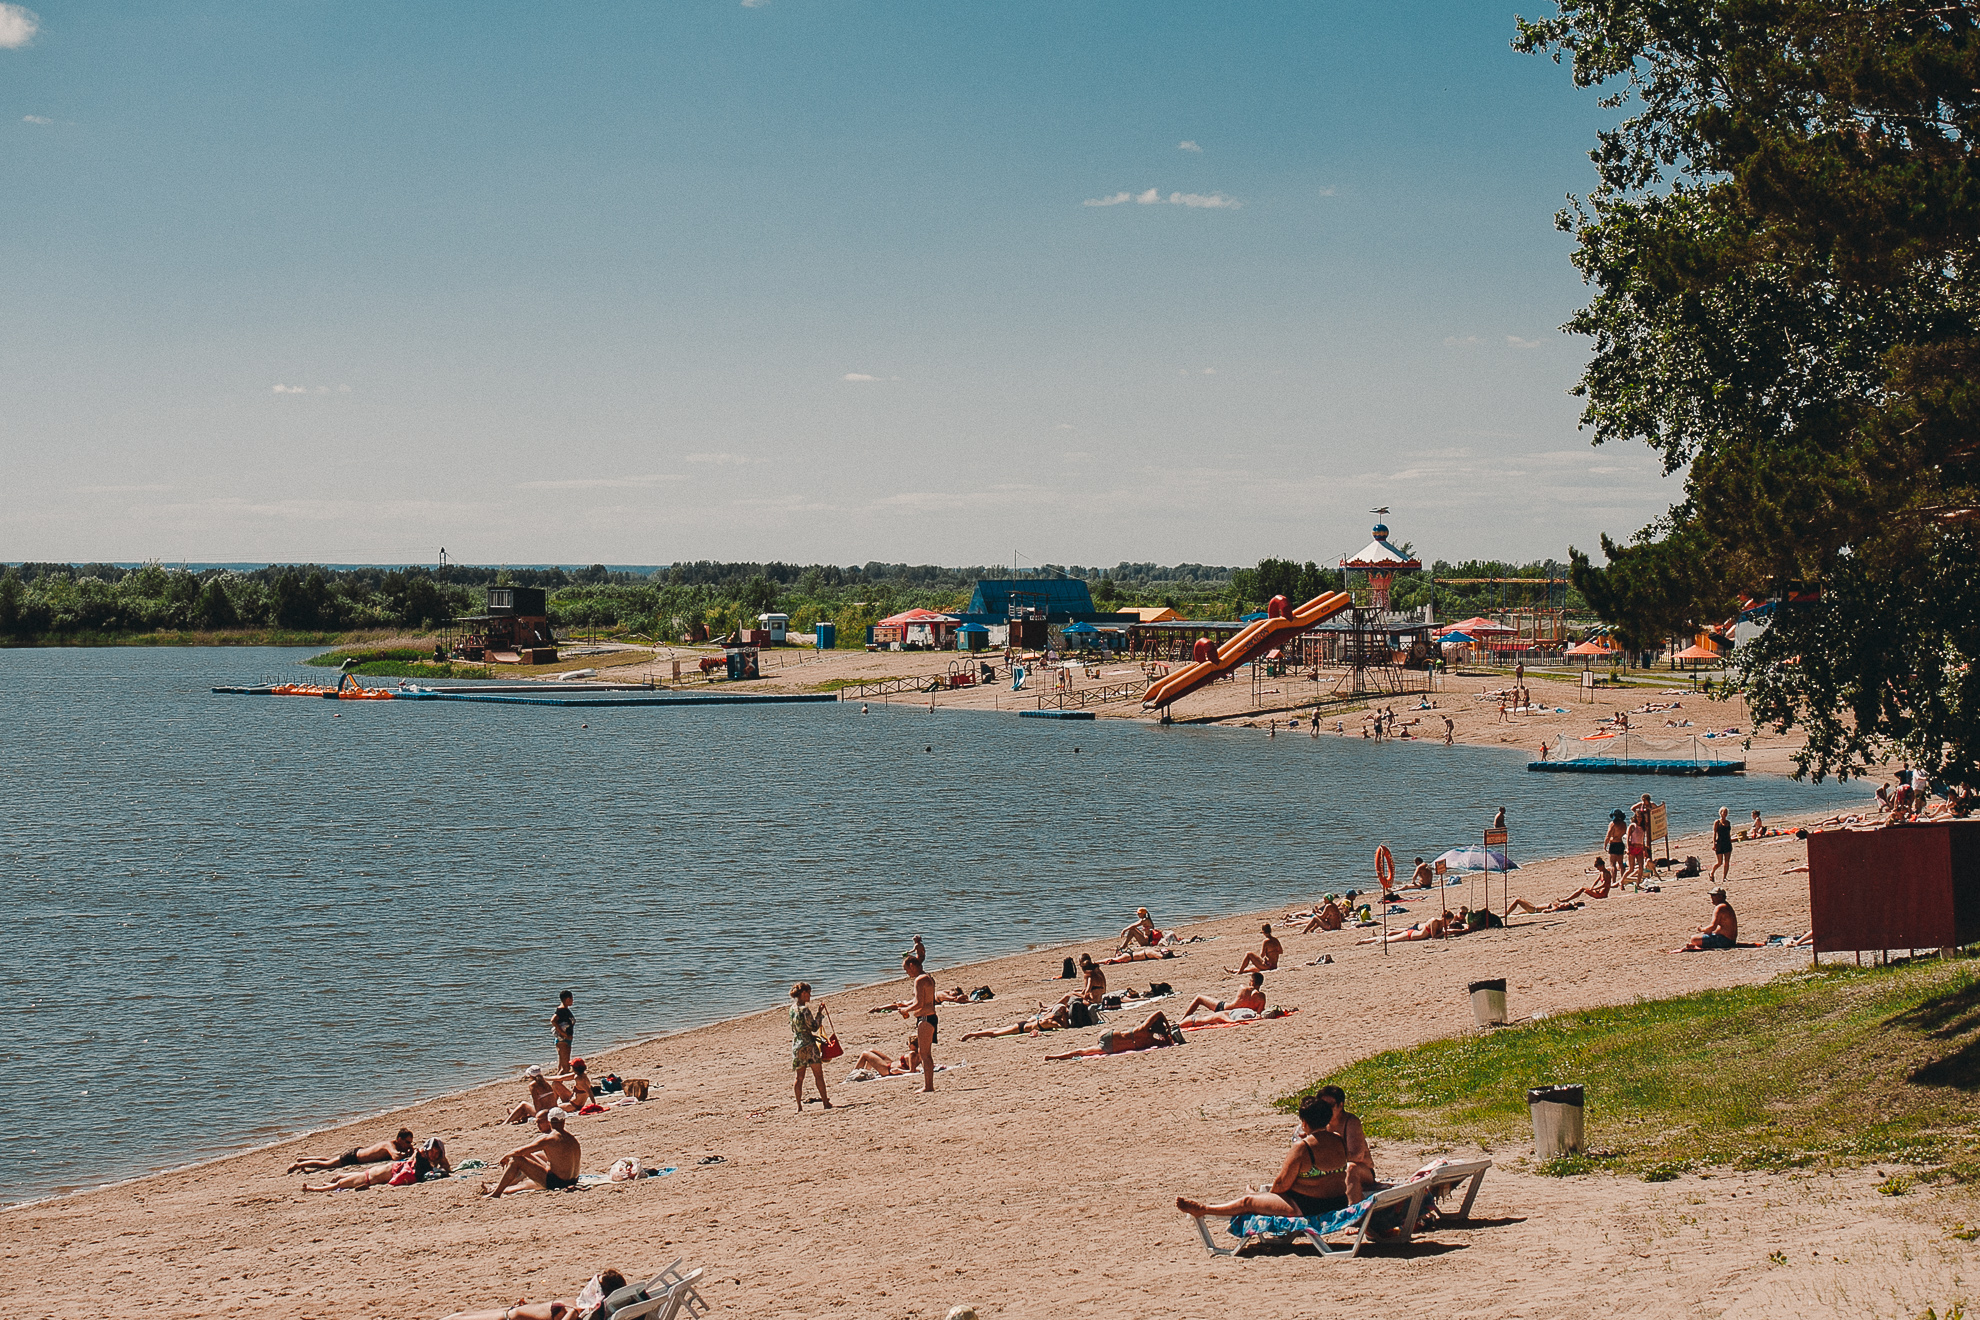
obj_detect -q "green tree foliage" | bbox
[1520,1,1980,785]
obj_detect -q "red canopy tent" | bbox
[1672,642,1725,666]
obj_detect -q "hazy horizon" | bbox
[3,2,1670,569]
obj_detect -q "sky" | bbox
[0,1,1673,571]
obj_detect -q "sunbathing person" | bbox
[1316,1085,1376,1201]
[1117,907,1164,951]
[1051,953,1107,1006]
[962,1005,1072,1041]
[1406,857,1434,889]
[1176,1092,1351,1223]
[1101,946,1176,965]
[1184,971,1265,1018]
[1558,863,1614,904]
[287,1127,413,1174]
[1505,895,1581,915]
[504,1065,569,1124]
[1682,887,1739,950]
[301,1139,447,1192]
[1180,1005,1289,1027]
[1045,1010,1182,1059]
[852,1036,922,1074]
[548,1059,597,1112]
[482,1109,583,1198]
[1357,911,1455,944]
[439,1269,628,1320]
[1300,898,1345,934]
[1226,923,1283,974]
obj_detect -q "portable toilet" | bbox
[816,621,837,650]
[756,613,789,644]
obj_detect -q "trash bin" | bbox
[1527,1084,1584,1158]
[1468,978,1507,1028]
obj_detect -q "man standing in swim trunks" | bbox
[481,1109,583,1198]
[552,991,576,1073]
[897,952,938,1093]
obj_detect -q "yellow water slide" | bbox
[1141,590,1355,710]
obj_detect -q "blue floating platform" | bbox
[1019,709,1095,720]
[1530,758,1744,776]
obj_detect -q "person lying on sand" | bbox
[481,1110,582,1198]
[1299,898,1345,934]
[301,1138,447,1192]
[1045,1010,1182,1059]
[1682,888,1739,951]
[1357,911,1455,944]
[1100,947,1176,965]
[962,1005,1072,1041]
[1176,1092,1351,1223]
[853,1036,923,1074]
[1180,1005,1290,1027]
[1226,923,1282,974]
[439,1269,627,1320]
[1505,896,1582,915]
[1117,907,1163,951]
[505,1065,570,1124]
[1184,971,1265,1018]
[287,1127,413,1174]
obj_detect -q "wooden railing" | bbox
[1035,678,1148,710]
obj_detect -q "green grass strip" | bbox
[1284,960,1980,1180]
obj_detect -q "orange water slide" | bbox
[1141,590,1354,710]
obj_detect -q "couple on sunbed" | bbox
[1176,1085,1377,1222]
[442,1267,627,1320]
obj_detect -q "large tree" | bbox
[1521,0,1980,787]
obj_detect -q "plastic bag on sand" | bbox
[608,1156,646,1182]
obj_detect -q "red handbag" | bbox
[818,1008,844,1060]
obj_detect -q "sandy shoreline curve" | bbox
[14,784,1976,1320]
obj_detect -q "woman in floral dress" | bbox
[788,982,833,1113]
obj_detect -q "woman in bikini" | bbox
[962,1004,1071,1041]
[1176,1093,1352,1222]
[439,1268,627,1320]
[852,1035,921,1076]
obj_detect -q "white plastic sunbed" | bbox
[1188,1159,1491,1258]
[606,1263,706,1319]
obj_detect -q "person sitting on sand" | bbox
[1117,907,1163,951]
[1406,857,1434,889]
[1184,971,1266,1018]
[1180,1005,1289,1027]
[962,1005,1072,1041]
[439,1268,628,1320]
[1101,946,1176,964]
[1300,898,1345,934]
[1554,863,1614,906]
[482,1109,583,1198]
[1176,1092,1351,1224]
[287,1127,413,1174]
[1683,887,1739,950]
[853,1035,923,1075]
[504,1065,569,1124]
[1358,911,1455,944]
[1227,924,1283,974]
[1045,1009,1182,1059]
[1053,953,1106,1006]
[302,1138,448,1192]
[548,1059,598,1112]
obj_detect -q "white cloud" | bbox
[1085,188,1241,209]
[22,113,50,124]
[272,384,349,394]
[1316,186,1337,197]
[74,483,172,494]
[1442,335,1482,347]
[0,4,39,49]
[842,372,879,381]
[1054,423,1075,430]
[1178,140,1201,153]
[683,452,759,466]
[1201,367,1216,375]
[1506,334,1543,349]
[740,0,769,7]
[515,475,687,490]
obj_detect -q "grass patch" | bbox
[1283,959,1980,1179]
[306,647,491,679]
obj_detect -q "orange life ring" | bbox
[1374,845,1395,889]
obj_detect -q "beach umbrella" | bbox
[1439,631,1474,646]
[1063,621,1099,635]
[1432,846,1518,872]
[1566,640,1616,656]
[1673,643,1723,663]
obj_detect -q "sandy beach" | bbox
[10,792,1974,1320]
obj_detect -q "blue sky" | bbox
[0,1,1669,569]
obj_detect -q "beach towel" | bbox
[1230,1192,1379,1242]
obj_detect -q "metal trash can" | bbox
[1527,1084,1584,1158]
[1468,978,1507,1028]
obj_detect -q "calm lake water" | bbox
[0,647,1868,1204]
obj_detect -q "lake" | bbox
[0,646,1868,1204]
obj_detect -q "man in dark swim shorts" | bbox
[1684,887,1739,951]
[287,1128,414,1174]
[481,1110,583,1198]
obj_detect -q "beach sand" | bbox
[8,804,1972,1319]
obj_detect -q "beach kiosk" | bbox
[1340,522,1423,611]
[756,613,790,644]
